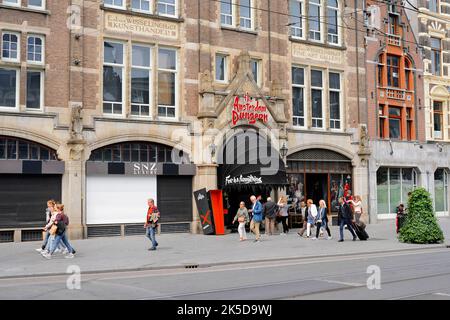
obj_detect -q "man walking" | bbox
[145,198,160,251]
[249,195,263,242]
[337,197,357,242]
[263,197,278,236]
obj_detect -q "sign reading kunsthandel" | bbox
[105,12,178,39]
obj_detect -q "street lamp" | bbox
[280,143,288,158]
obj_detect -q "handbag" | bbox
[49,224,58,236]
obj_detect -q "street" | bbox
[1,247,450,300]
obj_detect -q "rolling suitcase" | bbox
[352,222,369,241]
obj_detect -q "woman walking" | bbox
[277,196,289,235]
[313,200,332,240]
[349,195,363,224]
[306,199,318,238]
[233,202,250,241]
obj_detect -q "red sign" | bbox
[232,93,269,126]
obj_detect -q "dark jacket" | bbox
[263,201,278,219]
[338,203,353,224]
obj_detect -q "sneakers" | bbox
[353,237,357,241]
[40,250,49,256]
[327,236,333,240]
[62,249,69,255]
[311,237,317,240]
[35,248,43,252]
[42,252,52,259]
[253,239,261,243]
[148,247,156,251]
[65,253,75,259]
[338,239,344,242]
[280,232,286,236]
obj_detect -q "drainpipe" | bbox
[268,0,272,82]
[355,0,361,124]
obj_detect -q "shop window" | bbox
[27,35,44,64]
[433,101,443,139]
[377,167,417,214]
[131,45,152,117]
[311,69,323,128]
[292,67,305,127]
[308,0,322,41]
[26,70,43,110]
[387,55,399,88]
[0,68,19,109]
[287,173,305,211]
[0,136,57,160]
[157,48,177,118]
[289,0,304,38]
[434,169,448,212]
[103,41,124,115]
[329,72,341,129]
[327,0,339,44]
[431,37,442,76]
[215,54,228,83]
[2,32,20,62]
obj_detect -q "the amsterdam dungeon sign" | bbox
[231,93,269,126]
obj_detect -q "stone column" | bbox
[62,158,84,240]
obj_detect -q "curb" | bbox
[0,244,447,281]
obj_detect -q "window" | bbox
[158,48,177,118]
[0,68,19,109]
[379,106,386,138]
[28,0,45,9]
[406,108,413,140]
[311,69,323,128]
[215,54,228,82]
[158,0,176,17]
[405,60,412,90]
[377,167,417,215]
[434,169,448,213]
[104,0,124,9]
[387,55,399,87]
[2,32,20,62]
[0,136,57,161]
[429,0,439,13]
[221,0,233,26]
[329,72,341,129]
[132,0,151,13]
[103,41,124,115]
[131,45,151,117]
[389,107,401,139]
[433,101,443,139]
[431,37,442,76]
[26,70,43,110]
[327,0,339,44]
[388,14,398,35]
[250,59,260,86]
[27,35,44,64]
[2,0,20,7]
[289,0,304,38]
[309,0,321,41]
[239,0,252,29]
[292,67,305,127]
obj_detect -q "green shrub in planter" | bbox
[399,188,444,244]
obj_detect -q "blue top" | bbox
[252,201,263,222]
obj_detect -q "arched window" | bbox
[0,136,58,160]
[88,141,190,164]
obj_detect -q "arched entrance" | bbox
[217,128,288,227]
[287,148,353,222]
[86,141,195,235]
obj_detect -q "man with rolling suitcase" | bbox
[337,197,357,242]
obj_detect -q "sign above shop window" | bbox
[231,93,269,126]
[225,174,263,186]
[133,163,158,175]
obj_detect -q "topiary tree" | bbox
[399,187,444,244]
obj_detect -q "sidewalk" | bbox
[0,218,449,279]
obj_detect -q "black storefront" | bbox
[217,129,288,227]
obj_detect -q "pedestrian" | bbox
[232,201,250,241]
[42,204,76,259]
[337,197,357,242]
[297,201,308,236]
[396,203,406,233]
[349,195,363,224]
[36,199,56,253]
[277,195,289,235]
[263,197,278,236]
[306,199,318,238]
[145,198,160,251]
[249,195,263,242]
[314,200,332,240]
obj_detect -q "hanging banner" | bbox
[193,188,215,235]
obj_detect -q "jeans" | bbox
[265,217,275,235]
[339,219,356,240]
[238,222,247,239]
[250,219,261,240]
[41,231,50,249]
[146,227,158,248]
[49,232,73,254]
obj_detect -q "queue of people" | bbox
[234,194,369,242]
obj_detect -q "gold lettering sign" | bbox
[292,43,344,65]
[105,12,178,39]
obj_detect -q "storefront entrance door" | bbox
[305,173,328,206]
